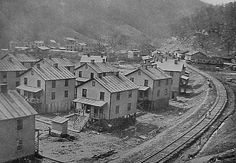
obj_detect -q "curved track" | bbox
[139,65,228,163]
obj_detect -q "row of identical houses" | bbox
[0,52,188,122]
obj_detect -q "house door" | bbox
[85,105,91,113]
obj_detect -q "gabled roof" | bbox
[125,66,171,80]
[80,55,107,63]
[0,90,37,120]
[0,54,27,72]
[154,60,186,72]
[186,51,204,56]
[14,53,38,63]
[76,62,118,74]
[22,61,75,81]
[45,57,74,67]
[95,74,139,93]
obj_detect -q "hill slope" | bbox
[0,0,205,49]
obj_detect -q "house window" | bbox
[103,73,106,77]
[144,80,148,87]
[16,81,20,87]
[65,79,69,87]
[79,71,82,77]
[115,105,119,114]
[100,92,105,101]
[170,72,173,76]
[17,119,23,130]
[92,81,95,86]
[67,67,70,71]
[52,81,56,88]
[82,89,87,97]
[51,92,55,100]
[128,90,132,98]
[158,81,161,86]
[166,79,169,85]
[17,139,23,151]
[157,90,160,97]
[130,77,134,82]
[31,70,34,75]
[117,92,120,100]
[64,90,68,98]
[165,89,168,95]
[16,71,20,77]
[138,71,141,75]
[127,103,131,111]
[37,80,41,88]
[2,72,7,79]
[24,78,28,85]
[90,73,94,79]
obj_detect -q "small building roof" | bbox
[76,77,90,82]
[73,97,107,107]
[95,74,139,93]
[0,54,27,72]
[138,86,150,91]
[186,51,204,56]
[0,90,37,120]
[52,116,69,124]
[181,75,189,80]
[126,66,171,80]
[76,62,118,74]
[14,53,38,63]
[37,46,50,50]
[16,85,42,93]
[154,59,186,72]
[80,55,107,63]
[142,55,152,60]
[46,57,74,67]
[22,60,75,81]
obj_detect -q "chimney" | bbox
[178,57,180,61]
[102,59,106,63]
[54,63,58,68]
[49,56,52,59]
[101,54,104,58]
[91,59,95,64]
[87,53,90,57]
[174,59,178,64]
[36,63,40,69]
[165,57,168,61]
[0,84,7,93]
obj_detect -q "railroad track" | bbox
[139,65,228,163]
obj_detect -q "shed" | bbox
[51,116,69,135]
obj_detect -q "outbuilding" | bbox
[51,116,69,135]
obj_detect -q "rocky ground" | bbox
[36,68,212,163]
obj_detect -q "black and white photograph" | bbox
[0,0,236,162]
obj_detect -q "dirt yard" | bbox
[36,68,213,163]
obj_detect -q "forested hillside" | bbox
[171,2,236,55]
[0,0,205,49]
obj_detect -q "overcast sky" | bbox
[202,0,236,5]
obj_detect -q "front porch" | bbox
[73,97,107,120]
[16,85,42,112]
[137,86,150,110]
